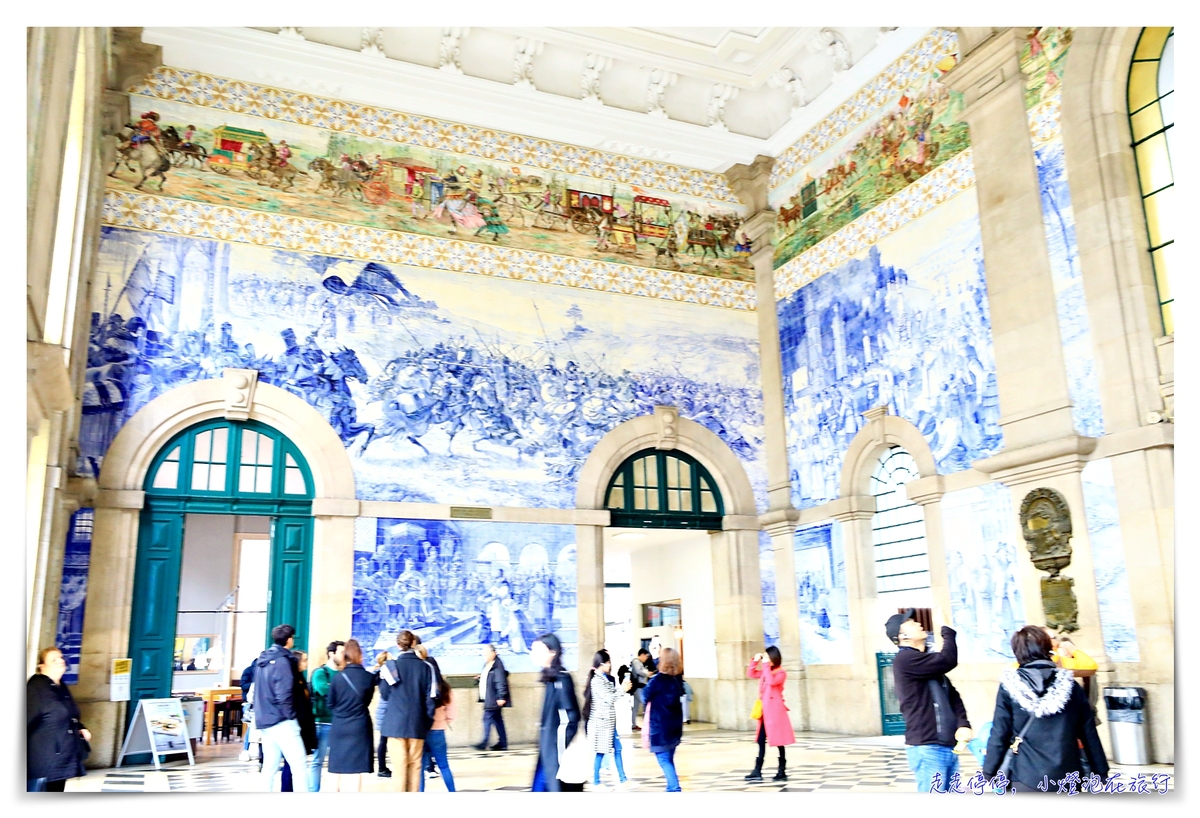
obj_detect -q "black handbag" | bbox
[996,712,1037,782]
[72,718,91,761]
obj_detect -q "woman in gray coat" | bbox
[325,639,375,791]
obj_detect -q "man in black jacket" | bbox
[474,644,510,751]
[253,624,312,792]
[379,630,436,791]
[886,607,972,792]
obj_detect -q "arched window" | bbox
[144,419,314,509]
[1129,27,1174,335]
[870,447,931,596]
[605,449,723,529]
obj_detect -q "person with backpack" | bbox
[885,607,973,792]
[253,625,312,792]
[307,640,345,792]
[325,639,375,791]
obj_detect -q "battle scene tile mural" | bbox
[81,227,767,510]
[939,483,1026,662]
[109,89,754,282]
[352,518,578,675]
[794,522,850,665]
[777,191,1002,510]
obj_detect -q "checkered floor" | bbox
[68,730,1174,794]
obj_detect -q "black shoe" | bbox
[632,725,642,731]
[378,769,392,779]
[744,766,764,782]
[772,767,788,782]
[490,743,507,751]
[472,742,488,751]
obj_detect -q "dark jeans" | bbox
[756,720,785,765]
[377,733,389,770]
[27,779,67,792]
[420,729,456,792]
[482,707,508,748]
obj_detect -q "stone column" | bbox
[761,514,807,731]
[574,524,606,673]
[710,524,766,731]
[309,499,359,658]
[904,475,954,621]
[942,29,1079,450]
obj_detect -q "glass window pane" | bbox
[152,459,178,489]
[1152,243,1174,302]
[257,435,274,465]
[284,467,306,495]
[633,488,646,510]
[700,490,716,513]
[668,490,682,511]
[286,453,298,469]
[1158,33,1173,97]
[643,458,658,488]
[645,487,658,511]
[1160,301,1173,336]
[1128,62,1160,112]
[665,457,681,489]
[1134,26,1170,61]
[239,465,255,492]
[211,427,228,463]
[1135,134,1172,195]
[209,464,226,492]
[1130,103,1163,142]
[164,446,179,463]
[1143,186,1173,248]
[241,430,257,465]
[633,458,646,485]
[255,466,272,493]
[194,430,212,462]
[608,486,625,509]
[191,462,208,491]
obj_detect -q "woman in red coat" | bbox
[745,646,796,782]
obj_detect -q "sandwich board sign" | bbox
[117,698,195,769]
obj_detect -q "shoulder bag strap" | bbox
[997,710,1039,779]
[339,670,364,698]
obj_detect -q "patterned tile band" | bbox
[101,190,757,312]
[769,28,960,190]
[1027,92,1063,146]
[773,149,976,300]
[129,66,742,205]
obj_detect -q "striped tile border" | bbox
[129,66,742,206]
[101,190,757,312]
[773,149,976,300]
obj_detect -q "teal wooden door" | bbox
[267,516,313,652]
[876,652,906,735]
[127,511,186,711]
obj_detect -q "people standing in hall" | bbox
[681,677,694,725]
[982,626,1109,792]
[642,647,685,792]
[27,646,90,792]
[531,633,581,792]
[475,644,510,751]
[308,640,345,792]
[253,625,312,792]
[583,649,631,790]
[239,660,258,763]
[745,646,796,782]
[370,651,391,778]
[280,649,318,791]
[420,655,458,792]
[379,630,436,792]
[630,648,652,730]
[325,639,375,791]
[886,608,973,793]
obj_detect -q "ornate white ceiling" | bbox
[139,26,931,172]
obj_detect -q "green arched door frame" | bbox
[127,418,315,719]
[604,448,724,529]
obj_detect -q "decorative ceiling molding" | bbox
[126,65,743,204]
[101,190,757,312]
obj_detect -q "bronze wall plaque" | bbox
[1020,487,1079,633]
[449,506,493,519]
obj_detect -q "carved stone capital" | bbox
[654,405,679,450]
[759,507,800,538]
[972,434,1098,487]
[222,368,259,421]
[724,155,774,215]
[904,474,945,506]
[826,494,876,522]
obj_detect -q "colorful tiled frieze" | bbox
[773,149,976,300]
[101,190,757,311]
[129,66,741,204]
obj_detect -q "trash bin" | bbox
[1104,687,1149,765]
[178,696,205,751]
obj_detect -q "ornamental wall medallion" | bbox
[1020,487,1079,633]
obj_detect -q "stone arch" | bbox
[575,412,757,520]
[98,373,355,499]
[1059,26,1170,431]
[838,410,937,500]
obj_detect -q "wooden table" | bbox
[197,687,242,745]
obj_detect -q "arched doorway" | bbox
[573,410,762,731]
[128,418,315,711]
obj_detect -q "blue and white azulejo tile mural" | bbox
[55,508,95,686]
[1080,459,1139,663]
[794,521,851,664]
[81,227,767,509]
[777,193,1003,509]
[939,483,1026,662]
[352,517,578,675]
[759,529,780,646]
